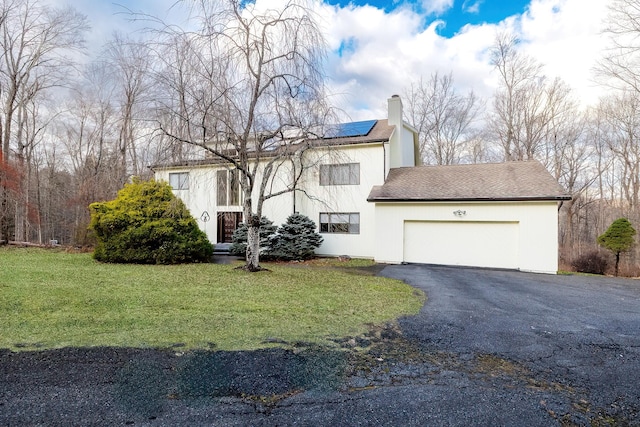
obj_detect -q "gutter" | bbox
[367,196,573,203]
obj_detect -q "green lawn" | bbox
[0,248,424,351]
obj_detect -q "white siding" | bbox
[155,167,218,241]
[294,143,385,258]
[155,142,386,257]
[373,201,560,274]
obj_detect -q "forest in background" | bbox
[2,0,640,274]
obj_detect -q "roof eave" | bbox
[151,138,389,170]
[367,195,573,203]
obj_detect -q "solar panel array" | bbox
[325,119,377,138]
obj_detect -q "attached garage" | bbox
[368,161,571,274]
[403,220,520,270]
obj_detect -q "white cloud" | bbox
[518,0,611,106]
[462,0,483,14]
[50,0,613,118]
[321,0,612,119]
[320,2,498,119]
[50,0,188,54]
[421,0,454,16]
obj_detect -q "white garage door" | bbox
[403,221,520,270]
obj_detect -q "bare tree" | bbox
[0,0,87,243]
[548,109,594,252]
[404,72,482,165]
[57,63,124,244]
[598,0,640,93]
[599,92,640,211]
[12,87,52,242]
[153,0,332,271]
[104,33,153,183]
[488,33,574,162]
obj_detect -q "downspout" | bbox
[292,175,296,214]
[383,141,388,182]
[292,151,300,214]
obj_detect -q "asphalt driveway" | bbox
[384,264,640,425]
[2,264,640,426]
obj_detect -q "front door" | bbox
[217,212,243,243]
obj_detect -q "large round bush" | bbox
[89,179,213,264]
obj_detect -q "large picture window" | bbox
[319,212,360,234]
[217,169,240,206]
[319,163,360,186]
[169,172,189,190]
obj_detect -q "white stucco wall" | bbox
[154,161,294,245]
[387,96,416,170]
[294,143,385,258]
[372,201,561,274]
[154,166,219,241]
[153,142,386,257]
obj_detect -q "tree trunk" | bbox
[0,172,8,244]
[245,214,262,271]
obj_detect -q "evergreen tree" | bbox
[229,216,277,258]
[269,213,323,261]
[597,218,636,276]
[89,178,213,264]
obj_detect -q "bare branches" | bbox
[403,72,483,165]
[488,33,576,162]
[598,0,640,93]
[0,0,88,243]
[152,0,331,269]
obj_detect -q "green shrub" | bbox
[269,213,323,261]
[89,178,213,264]
[229,216,277,258]
[597,218,636,276]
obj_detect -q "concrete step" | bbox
[213,242,232,254]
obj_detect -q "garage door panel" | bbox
[404,221,519,269]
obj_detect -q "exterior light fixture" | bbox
[453,210,466,217]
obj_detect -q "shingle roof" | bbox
[367,161,571,202]
[318,119,393,146]
[152,120,393,169]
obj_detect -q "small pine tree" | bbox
[229,216,277,258]
[269,213,323,261]
[597,218,636,276]
[89,178,213,264]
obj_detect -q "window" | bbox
[320,213,360,234]
[320,163,360,185]
[169,172,189,190]
[217,169,241,206]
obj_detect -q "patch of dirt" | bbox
[1,323,636,426]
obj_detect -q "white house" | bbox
[153,95,570,274]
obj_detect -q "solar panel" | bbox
[325,119,377,138]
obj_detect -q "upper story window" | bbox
[320,163,360,186]
[217,169,240,206]
[169,172,189,190]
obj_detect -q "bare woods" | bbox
[2,0,640,274]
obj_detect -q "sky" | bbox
[59,0,611,120]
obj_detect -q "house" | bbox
[153,95,570,274]
[368,161,570,273]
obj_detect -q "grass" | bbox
[0,247,424,351]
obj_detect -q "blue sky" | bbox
[435,0,530,37]
[324,0,531,37]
